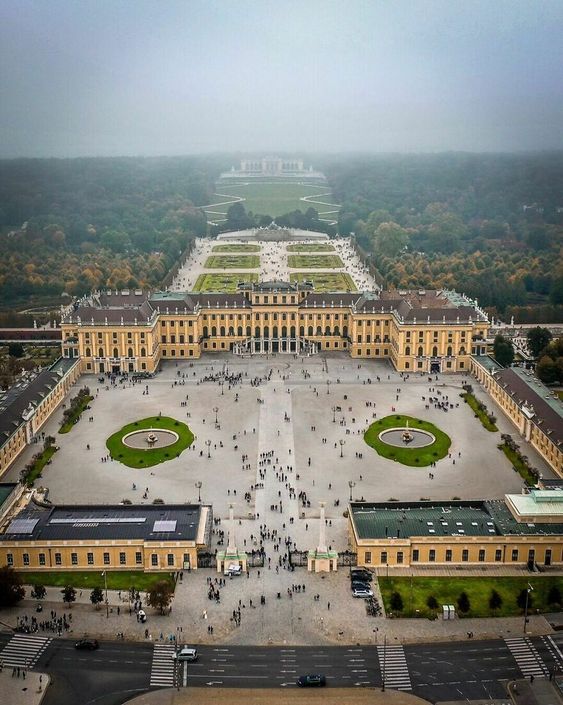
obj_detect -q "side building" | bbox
[348,492,563,570]
[0,503,212,573]
[471,357,563,477]
[0,358,81,479]
[60,283,489,376]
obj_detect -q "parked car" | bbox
[350,569,373,582]
[297,674,326,687]
[351,580,371,591]
[172,646,198,662]
[352,588,374,598]
[75,639,99,650]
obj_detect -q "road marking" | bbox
[378,644,412,691]
[505,638,549,677]
[0,634,51,669]
[150,643,176,687]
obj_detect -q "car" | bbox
[350,569,373,582]
[75,639,99,650]
[297,674,326,687]
[352,588,374,598]
[351,580,371,591]
[172,646,198,662]
[226,563,242,576]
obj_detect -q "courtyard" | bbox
[3,353,557,645]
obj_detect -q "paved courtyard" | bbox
[3,354,557,645]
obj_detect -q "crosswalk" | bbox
[505,637,549,677]
[378,644,412,690]
[150,643,176,687]
[0,634,51,668]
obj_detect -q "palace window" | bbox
[71,552,78,565]
[103,552,110,565]
[87,552,94,565]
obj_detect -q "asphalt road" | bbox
[0,633,556,705]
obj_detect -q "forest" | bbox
[324,153,563,320]
[1,153,562,322]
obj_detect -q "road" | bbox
[0,633,561,705]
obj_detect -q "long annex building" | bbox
[60,282,490,375]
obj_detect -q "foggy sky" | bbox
[1,0,562,158]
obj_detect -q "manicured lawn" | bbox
[204,255,260,269]
[364,415,451,467]
[59,395,94,433]
[462,392,498,432]
[106,416,194,469]
[287,254,344,269]
[287,243,335,252]
[212,244,260,253]
[23,445,58,487]
[499,443,537,485]
[290,272,357,292]
[205,182,340,219]
[193,273,258,292]
[20,571,174,592]
[379,576,562,618]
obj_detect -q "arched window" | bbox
[460,346,466,355]
[246,326,251,337]
[263,326,270,338]
[432,345,438,357]
[447,345,452,357]
[220,326,225,336]
[316,326,322,336]
[98,347,104,358]
[333,326,340,336]
[237,326,243,336]
[127,347,132,358]
[211,326,217,337]
[417,346,423,357]
[113,347,119,358]
[141,347,146,357]
[281,326,287,338]
[272,326,278,339]
[308,326,313,336]
[254,326,260,338]
[290,326,296,338]
[202,326,208,338]
[343,325,348,337]
[325,326,331,336]
[405,346,411,356]
[85,347,91,357]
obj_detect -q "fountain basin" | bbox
[122,428,179,450]
[378,427,435,449]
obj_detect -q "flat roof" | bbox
[350,499,563,539]
[0,504,204,543]
[0,483,17,511]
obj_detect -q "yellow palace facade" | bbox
[60,282,490,375]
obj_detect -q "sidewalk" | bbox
[0,669,49,705]
[508,677,563,705]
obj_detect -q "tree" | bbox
[536,355,558,384]
[457,591,470,614]
[372,222,410,258]
[0,566,25,607]
[61,585,76,607]
[426,595,439,611]
[8,342,24,358]
[147,580,174,615]
[489,589,503,612]
[90,586,104,610]
[526,327,552,358]
[547,585,561,608]
[516,588,533,611]
[493,334,514,367]
[31,584,47,600]
[390,591,404,612]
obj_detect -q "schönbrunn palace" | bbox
[60,282,490,375]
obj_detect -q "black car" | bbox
[351,581,371,592]
[350,569,373,582]
[75,639,99,650]
[297,674,326,687]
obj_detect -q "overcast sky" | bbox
[1,0,562,157]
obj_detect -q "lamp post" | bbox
[348,480,356,501]
[326,380,330,395]
[205,440,211,459]
[213,406,219,424]
[332,406,337,423]
[221,381,224,396]
[523,582,534,634]
[102,570,109,619]
[195,481,202,503]
[339,439,345,458]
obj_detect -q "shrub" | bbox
[457,591,470,613]
[489,589,503,612]
[426,595,439,610]
[390,591,404,611]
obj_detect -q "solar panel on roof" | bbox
[50,517,146,524]
[153,520,177,532]
[7,518,39,534]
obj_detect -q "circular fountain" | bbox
[122,428,179,450]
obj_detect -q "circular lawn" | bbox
[106,416,194,469]
[364,415,451,467]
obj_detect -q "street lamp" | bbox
[326,380,330,395]
[195,481,202,503]
[205,440,211,459]
[339,439,345,458]
[523,583,534,634]
[102,570,109,619]
[332,406,337,423]
[348,480,356,501]
[213,406,219,424]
